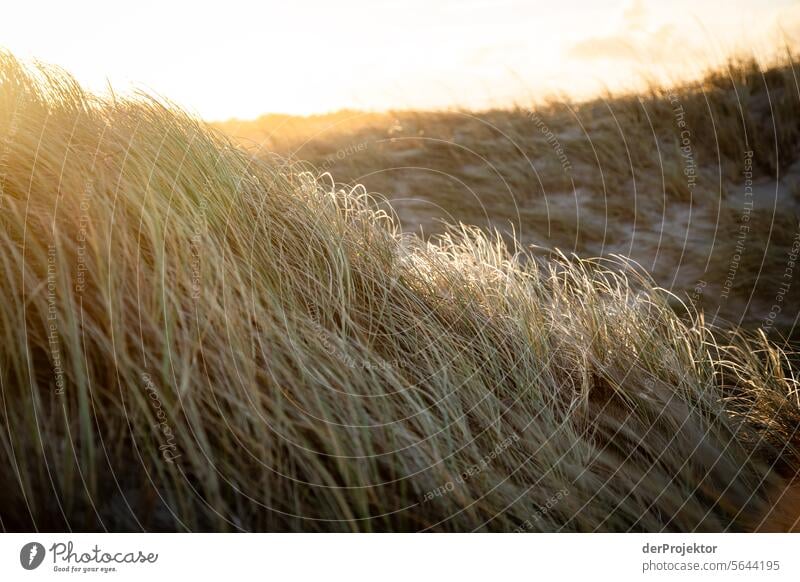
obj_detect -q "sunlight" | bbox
[1,0,798,119]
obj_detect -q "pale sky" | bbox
[1,0,799,120]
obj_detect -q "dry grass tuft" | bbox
[219,53,800,338]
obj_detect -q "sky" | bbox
[1,0,799,120]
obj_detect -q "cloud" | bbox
[567,0,694,63]
[568,23,687,63]
[623,0,648,31]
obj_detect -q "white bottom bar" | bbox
[1,533,798,581]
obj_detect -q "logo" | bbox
[20,542,46,570]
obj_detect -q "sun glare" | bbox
[1,0,798,119]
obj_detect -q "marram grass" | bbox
[1,53,799,532]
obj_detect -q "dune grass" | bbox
[1,52,799,532]
[218,53,800,338]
